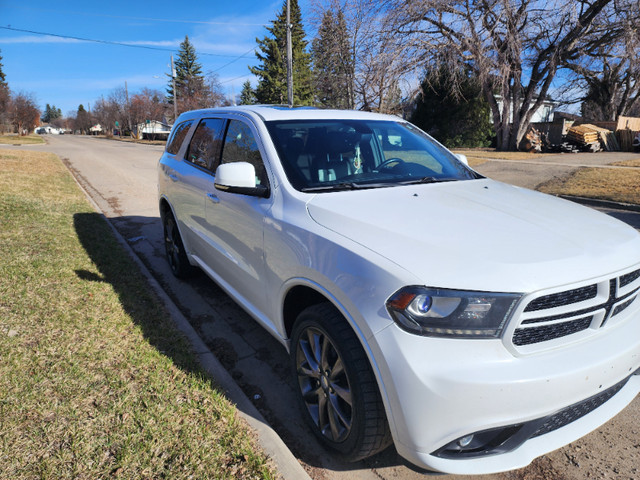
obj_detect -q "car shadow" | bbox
[73,211,436,475]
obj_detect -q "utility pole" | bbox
[125,80,132,137]
[286,0,293,108]
[171,55,178,121]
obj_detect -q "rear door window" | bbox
[186,118,225,170]
[166,120,193,155]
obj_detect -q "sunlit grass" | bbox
[0,134,45,145]
[537,166,640,205]
[0,149,274,479]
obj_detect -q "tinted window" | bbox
[266,120,477,191]
[186,118,225,170]
[166,120,193,155]
[221,120,268,186]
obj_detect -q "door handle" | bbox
[207,193,220,204]
[167,173,179,182]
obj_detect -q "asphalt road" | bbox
[11,136,640,480]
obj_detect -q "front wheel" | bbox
[163,211,194,278]
[291,303,391,461]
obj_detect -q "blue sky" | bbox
[0,1,311,116]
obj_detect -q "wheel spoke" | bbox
[317,392,328,433]
[330,382,352,406]
[327,397,342,440]
[328,393,351,430]
[302,384,323,403]
[320,332,331,372]
[329,356,345,380]
[299,337,320,374]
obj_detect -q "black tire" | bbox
[163,210,194,278]
[291,303,392,462]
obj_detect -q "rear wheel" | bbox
[163,211,194,278]
[291,303,391,461]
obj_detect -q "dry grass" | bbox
[611,158,640,168]
[0,149,274,479]
[452,148,547,167]
[0,134,46,145]
[537,167,640,205]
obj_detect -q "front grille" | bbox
[620,268,640,288]
[613,295,638,317]
[513,316,592,346]
[524,285,597,312]
[531,376,629,438]
[512,267,640,348]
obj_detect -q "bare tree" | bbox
[568,7,640,121]
[311,0,406,113]
[93,96,121,136]
[384,0,622,150]
[129,88,166,128]
[10,92,40,135]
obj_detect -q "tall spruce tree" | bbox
[167,36,210,114]
[312,8,354,109]
[0,49,10,132]
[41,104,62,123]
[249,0,313,105]
[239,80,256,105]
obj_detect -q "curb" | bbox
[64,161,311,480]
[558,195,640,213]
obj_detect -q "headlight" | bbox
[386,287,522,338]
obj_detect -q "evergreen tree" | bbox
[249,0,313,105]
[239,80,256,105]
[41,104,62,123]
[0,49,10,133]
[411,66,494,149]
[75,104,92,134]
[312,8,354,109]
[0,49,7,88]
[167,36,211,114]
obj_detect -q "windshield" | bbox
[265,119,478,192]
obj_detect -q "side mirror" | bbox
[214,162,269,198]
[455,153,469,166]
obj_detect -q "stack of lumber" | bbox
[567,124,619,151]
[567,124,600,144]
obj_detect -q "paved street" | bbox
[8,135,640,480]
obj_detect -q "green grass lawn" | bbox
[0,149,274,479]
[0,134,46,145]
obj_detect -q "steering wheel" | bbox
[375,158,405,171]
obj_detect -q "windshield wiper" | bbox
[301,182,362,192]
[398,176,458,185]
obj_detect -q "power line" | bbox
[212,46,258,73]
[0,25,256,59]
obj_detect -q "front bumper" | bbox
[371,306,640,475]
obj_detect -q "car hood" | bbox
[306,179,640,293]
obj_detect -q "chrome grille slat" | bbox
[513,316,593,346]
[620,268,640,288]
[512,267,640,347]
[524,285,597,312]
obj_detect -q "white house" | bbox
[35,124,63,135]
[494,95,559,123]
[135,120,172,140]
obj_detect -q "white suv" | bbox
[158,106,640,475]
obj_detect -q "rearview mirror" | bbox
[214,162,269,198]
